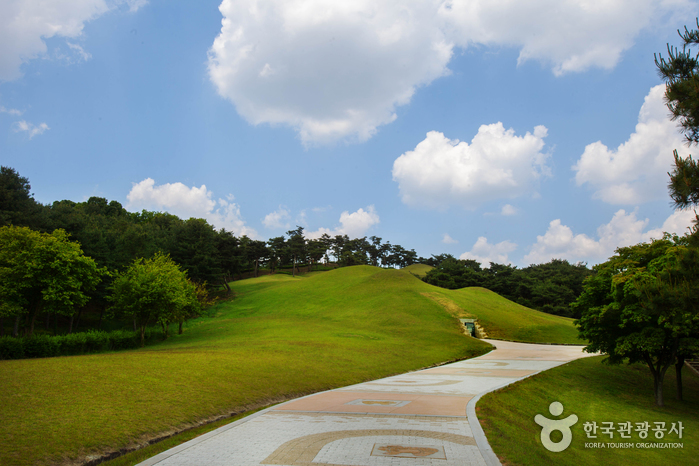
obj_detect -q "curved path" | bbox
[137,340,595,466]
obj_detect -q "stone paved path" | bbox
[137,340,595,466]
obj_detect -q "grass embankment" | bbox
[1,266,493,466]
[0,266,578,465]
[403,263,434,277]
[478,356,699,466]
[423,287,579,344]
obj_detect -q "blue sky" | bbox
[1,0,698,267]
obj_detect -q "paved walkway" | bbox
[137,340,595,466]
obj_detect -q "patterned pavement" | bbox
[137,340,595,466]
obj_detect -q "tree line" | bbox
[421,255,593,318]
[0,167,428,339]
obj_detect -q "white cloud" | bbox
[501,204,517,216]
[66,42,92,62]
[442,233,458,244]
[295,210,308,226]
[460,236,517,267]
[0,0,146,81]
[124,0,148,12]
[208,0,452,145]
[573,84,691,204]
[439,0,688,76]
[13,120,49,138]
[262,206,291,229]
[126,178,258,238]
[646,209,697,239]
[306,205,379,239]
[207,0,692,143]
[524,208,697,264]
[0,105,22,116]
[392,124,550,209]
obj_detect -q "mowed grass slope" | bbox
[424,287,579,344]
[478,356,699,466]
[1,266,492,466]
[402,263,434,277]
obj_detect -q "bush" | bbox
[84,330,110,353]
[0,336,24,359]
[60,332,87,355]
[0,327,161,360]
[109,330,139,350]
[23,334,60,358]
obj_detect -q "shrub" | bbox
[84,330,110,353]
[109,330,139,350]
[0,336,24,359]
[0,327,162,360]
[23,334,60,358]
[61,332,87,355]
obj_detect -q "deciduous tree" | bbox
[574,237,699,406]
[0,226,105,336]
[109,253,198,345]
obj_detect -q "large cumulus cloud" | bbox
[207,0,695,143]
[392,124,550,209]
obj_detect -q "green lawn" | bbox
[0,266,491,466]
[0,265,578,465]
[424,286,580,344]
[478,356,699,466]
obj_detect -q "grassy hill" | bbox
[402,263,434,277]
[446,287,580,344]
[0,266,578,465]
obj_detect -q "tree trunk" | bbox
[676,356,685,401]
[13,315,19,337]
[53,312,58,335]
[29,313,37,336]
[68,314,74,334]
[292,255,296,277]
[74,308,83,333]
[98,308,104,329]
[45,312,50,330]
[179,319,184,335]
[161,321,169,339]
[133,318,137,332]
[28,302,42,337]
[140,325,146,347]
[653,374,664,407]
[651,362,672,407]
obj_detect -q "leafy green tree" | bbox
[169,218,222,286]
[319,233,333,264]
[240,236,268,277]
[109,253,198,346]
[423,257,483,289]
[306,238,327,270]
[574,237,699,406]
[216,229,242,293]
[267,235,287,273]
[286,226,306,276]
[0,166,44,229]
[0,226,105,336]
[331,235,348,264]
